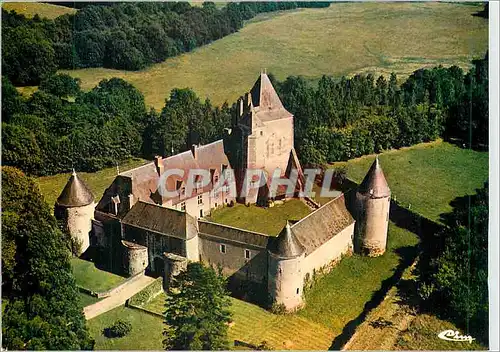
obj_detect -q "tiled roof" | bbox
[56,170,94,207]
[122,201,198,240]
[358,156,391,198]
[248,73,293,122]
[291,194,355,256]
[268,221,305,258]
[198,220,270,248]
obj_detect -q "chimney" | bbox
[128,193,136,210]
[239,97,244,117]
[154,155,163,176]
[245,92,252,107]
[191,144,198,160]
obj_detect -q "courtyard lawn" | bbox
[208,199,311,236]
[36,158,147,208]
[2,2,76,19]
[61,2,488,109]
[331,140,488,223]
[144,294,334,350]
[87,306,164,350]
[71,258,125,293]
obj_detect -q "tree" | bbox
[417,183,488,343]
[1,166,94,350]
[163,262,232,350]
[39,73,81,98]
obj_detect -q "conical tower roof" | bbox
[358,156,390,198]
[56,170,94,207]
[269,221,305,258]
[250,73,283,110]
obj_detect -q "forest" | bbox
[1,1,330,85]
[1,54,488,176]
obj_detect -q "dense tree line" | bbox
[271,54,488,166]
[2,54,488,176]
[1,2,330,85]
[1,74,232,176]
[417,183,488,343]
[1,166,94,349]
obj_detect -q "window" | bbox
[215,202,218,208]
[180,187,185,196]
[260,131,263,136]
[198,195,203,205]
[220,244,226,254]
[245,249,251,259]
[199,209,203,218]
[180,202,186,211]
[296,288,299,294]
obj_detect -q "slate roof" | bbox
[56,170,94,207]
[291,194,355,256]
[198,220,270,248]
[269,221,305,258]
[358,156,391,198]
[122,201,198,240]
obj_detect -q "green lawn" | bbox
[2,2,76,19]
[298,222,419,333]
[36,158,147,208]
[331,140,488,222]
[71,258,125,293]
[208,199,311,236]
[87,306,164,350]
[78,292,101,307]
[61,2,487,109]
[144,293,334,350]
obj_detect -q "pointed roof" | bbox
[269,221,305,258]
[250,73,284,110]
[358,156,391,198]
[56,170,94,207]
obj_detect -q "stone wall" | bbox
[301,222,355,278]
[56,202,95,255]
[121,240,148,276]
[356,193,390,256]
[268,252,304,311]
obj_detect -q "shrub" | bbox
[270,302,287,315]
[104,320,132,338]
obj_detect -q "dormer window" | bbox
[111,195,121,215]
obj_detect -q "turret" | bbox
[355,156,391,257]
[54,170,95,255]
[267,221,305,312]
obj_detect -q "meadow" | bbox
[59,2,488,109]
[71,258,125,293]
[331,140,489,222]
[2,2,76,19]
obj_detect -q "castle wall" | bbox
[121,241,148,277]
[356,193,390,256]
[301,222,354,278]
[198,234,268,284]
[56,202,95,255]
[268,252,304,311]
[122,225,185,274]
[185,235,199,261]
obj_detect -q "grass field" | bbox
[60,2,488,109]
[2,2,76,19]
[78,292,101,307]
[331,140,489,222]
[87,306,164,350]
[71,258,125,293]
[36,158,147,208]
[208,199,311,236]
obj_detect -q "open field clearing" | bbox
[2,2,76,19]
[71,258,125,293]
[61,2,488,109]
[36,158,147,208]
[208,199,311,236]
[332,140,488,223]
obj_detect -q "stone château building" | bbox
[55,73,391,311]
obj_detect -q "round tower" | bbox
[355,156,391,257]
[267,221,305,312]
[54,170,95,256]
